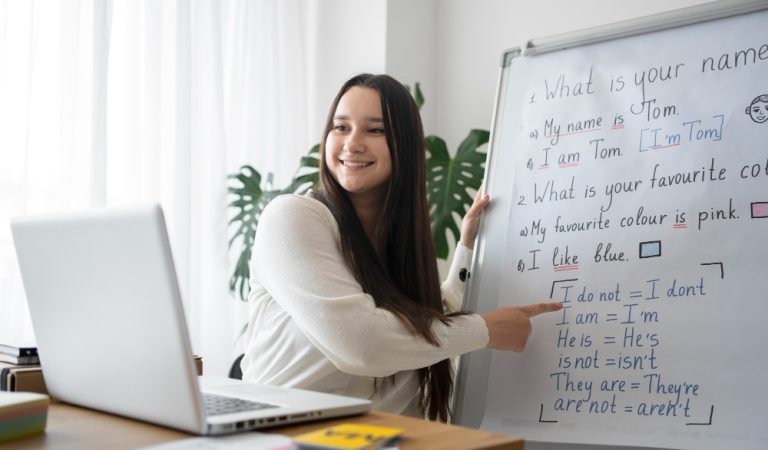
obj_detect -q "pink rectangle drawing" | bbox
[752,202,768,218]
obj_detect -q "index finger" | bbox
[518,302,563,318]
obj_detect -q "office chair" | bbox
[228,353,245,380]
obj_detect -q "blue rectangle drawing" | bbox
[639,240,662,258]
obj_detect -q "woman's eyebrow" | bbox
[333,114,384,123]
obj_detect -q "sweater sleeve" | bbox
[441,244,473,313]
[251,195,489,378]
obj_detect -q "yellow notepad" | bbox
[0,391,49,442]
[293,423,404,450]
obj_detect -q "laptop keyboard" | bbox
[203,393,278,416]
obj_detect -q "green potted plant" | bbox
[227,84,489,301]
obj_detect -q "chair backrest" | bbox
[228,354,244,380]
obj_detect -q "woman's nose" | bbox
[344,130,365,153]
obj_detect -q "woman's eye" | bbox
[333,124,348,132]
[369,128,385,135]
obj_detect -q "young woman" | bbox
[241,74,561,422]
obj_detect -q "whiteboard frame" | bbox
[453,0,768,429]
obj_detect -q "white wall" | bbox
[304,0,440,143]
[306,0,387,141]
[384,0,438,132]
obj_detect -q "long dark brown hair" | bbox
[315,73,462,421]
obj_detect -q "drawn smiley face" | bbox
[746,98,768,124]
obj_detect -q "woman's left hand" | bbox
[459,187,491,249]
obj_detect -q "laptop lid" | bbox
[11,205,208,433]
[12,204,371,435]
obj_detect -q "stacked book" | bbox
[0,342,43,395]
[0,391,49,442]
[1,353,203,395]
[0,342,39,366]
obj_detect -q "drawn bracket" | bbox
[550,278,578,299]
[685,405,714,426]
[700,262,724,279]
[539,404,558,423]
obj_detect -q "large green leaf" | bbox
[404,82,424,110]
[426,129,489,259]
[227,166,283,301]
[283,144,320,195]
[227,145,320,301]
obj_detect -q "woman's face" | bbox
[325,86,392,204]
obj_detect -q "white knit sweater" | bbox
[241,194,489,416]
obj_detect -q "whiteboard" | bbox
[454,2,768,450]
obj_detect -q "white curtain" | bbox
[0,0,313,375]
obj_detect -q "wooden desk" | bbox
[273,409,522,450]
[4,402,523,450]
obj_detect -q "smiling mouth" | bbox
[340,160,373,168]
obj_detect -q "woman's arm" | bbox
[251,195,489,377]
[440,190,563,346]
[441,189,491,312]
[440,244,472,312]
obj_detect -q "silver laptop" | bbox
[10,204,370,435]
